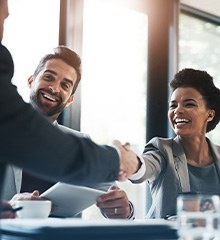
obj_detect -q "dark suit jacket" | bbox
[0,43,119,188]
[20,123,113,195]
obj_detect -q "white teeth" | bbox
[43,94,56,102]
[175,118,190,124]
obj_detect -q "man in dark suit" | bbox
[0,0,141,217]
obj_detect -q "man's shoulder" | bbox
[56,123,89,138]
[0,43,14,79]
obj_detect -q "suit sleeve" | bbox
[0,44,120,186]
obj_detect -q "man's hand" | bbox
[96,185,131,219]
[0,200,16,219]
[9,190,41,206]
[113,140,141,181]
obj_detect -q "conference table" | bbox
[0,218,178,240]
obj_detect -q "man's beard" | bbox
[30,91,67,118]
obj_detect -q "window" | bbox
[4,0,148,219]
[179,13,220,83]
[179,11,220,145]
[3,0,60,102]
[81,0,148,219]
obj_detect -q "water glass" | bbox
[177,193,220,240]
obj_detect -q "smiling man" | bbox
[5,46,134,220]
[28,46,80,123]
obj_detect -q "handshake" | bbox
[112,140,142,181]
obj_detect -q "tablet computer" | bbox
[41,182,105,217]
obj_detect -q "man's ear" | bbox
[27,75,34,88]
[66,95,74,107]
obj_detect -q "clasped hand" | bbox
[112,140,141,181]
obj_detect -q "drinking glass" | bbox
[177,193,220,240]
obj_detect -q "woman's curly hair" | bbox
[170,68,220,132]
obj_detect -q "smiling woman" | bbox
[130,68,220,219]
[168,87,214,138]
